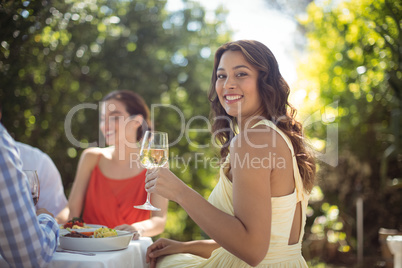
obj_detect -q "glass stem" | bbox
[146,167,159,204]
[146,193,152,204]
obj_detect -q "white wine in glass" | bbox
[140,149,168,168]
[134,131,168,211]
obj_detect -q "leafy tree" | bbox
[296,0,402,263]
[0,0,231,240]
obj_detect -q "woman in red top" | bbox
[67,90,167,239]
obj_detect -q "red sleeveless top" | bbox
[82,165,150,227]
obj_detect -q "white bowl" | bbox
[59,230,134,252]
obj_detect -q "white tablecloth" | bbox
[0,237,152,268]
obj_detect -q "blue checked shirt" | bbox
[0,124,59,267]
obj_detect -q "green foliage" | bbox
[0,0,231,241]
[298,0,402,259]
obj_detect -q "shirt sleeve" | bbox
[0,126,59,268]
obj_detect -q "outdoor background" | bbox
[0,0,401,267]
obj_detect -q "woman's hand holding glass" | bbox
[134,131,169,211]
[136,130,188,208]
[144,166,188,204]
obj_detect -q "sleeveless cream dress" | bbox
[157,120,309,267]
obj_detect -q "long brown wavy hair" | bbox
[208,40,316,192]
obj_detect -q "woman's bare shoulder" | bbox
[80,147,112,163]
[232,125,282,148]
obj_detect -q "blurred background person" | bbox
[68,90,168,239]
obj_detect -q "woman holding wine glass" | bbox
[145,40,316,267]
[67,90,168,239]
[135,130,169,211]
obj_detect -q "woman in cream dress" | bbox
[145,40,316,267]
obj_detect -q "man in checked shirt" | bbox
[0,123,59,267]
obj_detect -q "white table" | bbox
[0,237,152,268]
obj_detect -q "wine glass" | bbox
[134,131,168,211]
[24,170,40,206]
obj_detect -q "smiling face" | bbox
[100,99,140,146]
[215,50,263,121]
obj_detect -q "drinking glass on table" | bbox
[24,170,40,206]
[134,131,168,211]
